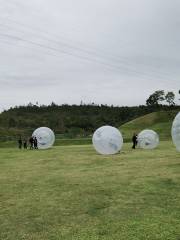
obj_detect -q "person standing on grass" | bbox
[29,136,34,150]
[132,133,138,149]
[23,139,28,149]
[18,137,22,149]
[34,137,38,149]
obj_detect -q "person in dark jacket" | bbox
[29,136,34,150]
[132,133,138,149]
[18,137,22,149]
[34,137,38,149]
[23,139,28,149]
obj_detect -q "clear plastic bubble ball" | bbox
[32,127,55,149]
[92,126,123,155]
[137,129,159,149]
[171,112,180,152]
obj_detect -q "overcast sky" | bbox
[0,0,180,111]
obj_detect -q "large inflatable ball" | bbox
[92,126,123,155]
[171,112,180,152]
[32,127,55,149]
[138,129,159,150]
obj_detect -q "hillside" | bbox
[0,104,176,139]
[120,110,179,141]
[0,104,179,143]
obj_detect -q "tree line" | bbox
[0,100,179,140]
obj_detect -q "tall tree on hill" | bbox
[165,91,175,106]
[146,90,165,106]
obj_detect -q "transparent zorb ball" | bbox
[92,126,123,155]
[32,127,55,149]
[138,129,159,150]
[171,112,180,152]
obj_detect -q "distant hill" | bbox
[120,110,180,142]
[0,104,179,142]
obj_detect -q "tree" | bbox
[165,91,175,105]
[8,117,16,128]
[146,90,165,106]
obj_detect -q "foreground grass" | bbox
[0,142,180,240]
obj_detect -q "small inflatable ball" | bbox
[138,129,159,149]
[32,127,55,149]
[171,112,180,152]
[92,126,123,155]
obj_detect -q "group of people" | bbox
[18,133,138,150]
[18,136,38,150]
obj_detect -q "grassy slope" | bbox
[120,110,179,142]
[0,142,180,240]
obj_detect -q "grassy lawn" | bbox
[0,142,180,240]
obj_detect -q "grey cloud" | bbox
[0,0,180,111]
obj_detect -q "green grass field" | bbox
[0,142,180,240]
